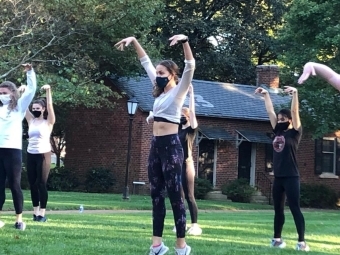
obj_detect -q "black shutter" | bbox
[336,138,340,176]
[314,139,323,175]
[265,143,273,172]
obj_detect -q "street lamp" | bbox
[123,97,138,200]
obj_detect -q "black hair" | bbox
[277,109,292,120]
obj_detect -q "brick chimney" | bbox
[256,65,280,89]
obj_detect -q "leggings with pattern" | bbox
[148,134,186,238]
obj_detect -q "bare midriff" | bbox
[153,121,179,136]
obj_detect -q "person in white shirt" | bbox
[23,84,55,223]
[115,34,195,255]
[0,64,37,231]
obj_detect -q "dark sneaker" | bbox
[33,214,37,221]
[14,222,26,231]
[296,242,310,251]
[37,216,47,222]
[270,239,286,248]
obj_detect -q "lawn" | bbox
[0,190,339,255]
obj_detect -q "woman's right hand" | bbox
[254,87,268,95]
[114,37,136,51]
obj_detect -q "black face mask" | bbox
[275,122,290,132]
[32,110,42,118]
[155,76,169,89]
[180,116,187,125]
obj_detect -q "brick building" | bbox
[64,65,340,197]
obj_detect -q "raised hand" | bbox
[169,34,188,46]
[114,37,136,51]
[41,84,51,91]
[283,86,297,95]
[298,62,316,84]
[22,63,32,72]
[17,84,27,93]
[254,87,268,95]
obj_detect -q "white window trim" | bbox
[320,137,337,175]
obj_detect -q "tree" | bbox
[150,0,290,84]
[1,0,163,165]
[277,0,340,137]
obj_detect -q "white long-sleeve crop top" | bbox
[140,55,195,124]
[0,69,37,149]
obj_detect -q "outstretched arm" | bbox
[298,62,340,91]
[18,64,37,112]
[188,84,198,129]
[284,86,301,132]
[41,84,56,126]
[115,37,155,82]
[170,34,195,97]
[255,87,277,129]
[18,84,34,124]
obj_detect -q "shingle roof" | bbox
[236,129,273,144]
[199,126,234,141]
[114,76,290,122]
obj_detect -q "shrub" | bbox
[300,183,338,209]
[221,178,255,203]
[194,178,213,199]
[85,167,115,193]
[47,166,79,191]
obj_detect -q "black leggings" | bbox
[0,148,24,214]
[27,152,51,209]
[148,134,186,238]
[181,159,198,224]
[273,177,305,242]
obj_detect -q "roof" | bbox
[199,126,234,141]
[236,129,273,144]
[113,76,290,122]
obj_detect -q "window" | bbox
[315,138,340,176]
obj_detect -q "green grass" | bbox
[2,189,275,211]
[1,190,339,254]
[0,211,339,255]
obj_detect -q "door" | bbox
[198,139,215,185]
[238,141,252,181]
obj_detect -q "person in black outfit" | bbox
[175,84,201,235]
[255,86,309,251]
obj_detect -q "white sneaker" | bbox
[187,225,202,236]
[296,242,310,251]
[148,243,169,255]
[270,238,286,248]
[0,220,4,228]
[175,245,191,255]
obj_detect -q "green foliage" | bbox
[85,167,115,193]
[47,166,79,191]
[150,0,290,84]
[194,178,213,199]
[300,183,338,209]
[222,178,255,203]
[277,0,340,137]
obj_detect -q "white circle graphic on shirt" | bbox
[273,135,285,152]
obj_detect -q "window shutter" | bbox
[314,139,323,175]
[336,138,340,176]
[265,143,273,172]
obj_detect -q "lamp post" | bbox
[123,97,138,200]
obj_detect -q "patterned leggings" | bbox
[148,134,186,238]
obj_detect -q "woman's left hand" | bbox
[18,84,27,93]
[41,84,51,91]
[283,86,297,95]
[169,34,188,46]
